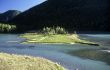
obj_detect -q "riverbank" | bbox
[0,53,65,70]
[20,33,99,46]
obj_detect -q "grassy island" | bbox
[20,27,99,46]
[21,33,98,46]
[0,53,65,70]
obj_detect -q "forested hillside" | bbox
[10,0,110,32]
[0,10,21,22]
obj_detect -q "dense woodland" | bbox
[0,0,110,32]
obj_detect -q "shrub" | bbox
[42,26,67,35]
[55,26,67,34]
[0,23,16,32]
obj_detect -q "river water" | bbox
[0,34,110,70]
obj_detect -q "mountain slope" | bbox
[11,0,110,32]
[0,10,21,22]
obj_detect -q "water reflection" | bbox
[68,49,110,65]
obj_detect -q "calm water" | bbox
[0,34,110,70]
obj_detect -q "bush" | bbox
[42,26,67,35]
[55,26,67,34]
[0,23,16,32]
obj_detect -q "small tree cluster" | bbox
[42,26,67,35]
[0,23,16,32]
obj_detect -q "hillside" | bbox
[10,0,110,32]
[0,10,21,22]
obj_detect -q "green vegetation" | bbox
[21,33,78,44]
[21,33,98,45]
[0,23,16,32]
[42,26,67,35]
[20,27,99,46]
[0,53,65,70]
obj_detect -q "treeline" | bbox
[0,23,16,32]
[42,26,67,35]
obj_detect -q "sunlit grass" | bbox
[20,33,99,46]
[0,53,65,70]
[21,33,79,44]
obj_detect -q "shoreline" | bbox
[22,42,99,46]
[22,42,76,45]
[77,31,110,34]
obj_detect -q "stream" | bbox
[0,34,110,70]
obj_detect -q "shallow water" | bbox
[0,34,110,70]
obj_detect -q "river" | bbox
[0,34,110,70]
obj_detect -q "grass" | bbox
[20,33,99,46]
[0,53,65,70]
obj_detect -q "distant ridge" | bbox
[0,10,21,22]
[10,0,110,32]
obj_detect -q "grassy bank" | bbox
[20,33,99,46]
[0,53,65,70]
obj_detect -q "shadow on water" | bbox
[68,49,110,65]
